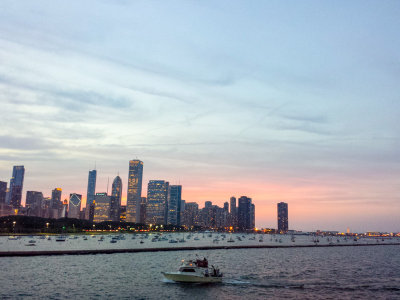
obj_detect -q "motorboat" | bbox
[162,258,223,283]
[55,236,66,242]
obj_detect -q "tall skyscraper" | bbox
[9,166,25,208]
[0,181,7,204]
[167,185,182,226]
[230,196,237,228]
[126,160,143,223]
[68,193,82,219]
[238,196,252,231]
[93,192,111,222]
[145,180,169,225]
[86,170,97,221]
[25,191,43,217]
[51,188,62,209]
[110,176,122,222]
[277,202,288,233]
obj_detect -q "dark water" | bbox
[1,245,399,299]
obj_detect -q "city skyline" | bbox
[1,2,399,232]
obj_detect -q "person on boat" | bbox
[203,257,208,268]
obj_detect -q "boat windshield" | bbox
[181,268,196,272]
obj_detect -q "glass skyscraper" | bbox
[145,180,169,225]
[110,176,122,222]
[238,196,252,231]
[86,169,97,221]
[167,185,182,226]
[277,202,288,233]
[9,165,25,209]
[68,193,82,219]
[126,160,143,223]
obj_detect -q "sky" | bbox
[0,1,399,232]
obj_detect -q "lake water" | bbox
[1,243,399,299]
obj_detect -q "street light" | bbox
[12,221,16,234]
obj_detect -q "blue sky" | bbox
[0,1,399,231]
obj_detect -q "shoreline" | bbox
[1,242,399,257]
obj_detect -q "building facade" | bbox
[86,169,97,221]
[93,193,111,222]
[167,185,182,226]
[68,193,82,219]
[9,166,25,209]
[145,180,169,225]
[126,160,143,223]
[277,202,288,233]
[25,191,43,217]
[0,181,7,204]
[110,176,122,222]
[238,196,252,231]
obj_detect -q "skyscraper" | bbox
[93,192,111,222]
[126,160,143,223]
[51,188,62,209]
[0,181,7,204]
[167,185,182,226]
[86,170,97,221]
[9,166,25,209]
[145,180,169,225]
[277,202,288,233]
[68,193,82,219]
[25,191,43,217]
[238,196,253,231]
[230,196,237,228]
[110,176,122,222]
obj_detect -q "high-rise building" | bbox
[250,203,255,229]
[277,202,288,233]
[0,181,7,204]
[139,197,147,223]
[167,185,182,226]
[230,196,237,228]
[126,160,143,223]
[110,176,122,222]
[51,188,62,209]
[180,200,186,226]
[68,193,82,219]
[86,169,97,221]
[145,180,169,225]
[25,191,43,217]
[93,193,111,222]
[9,166,25,208]
[50,188,62,218]
[238,196,252,231]
[182,202,199,228]
[60,199,68,218]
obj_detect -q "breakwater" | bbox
[1,242,399,257]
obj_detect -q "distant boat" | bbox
[140,240,144,244]
[55,236,66,242]
[227,236,235,243]
[169,239,178,243]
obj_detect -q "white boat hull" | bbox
[162,272,222,283]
